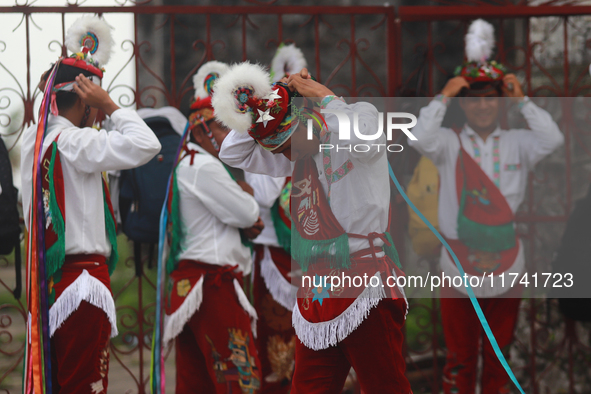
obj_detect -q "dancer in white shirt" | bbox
[408,19,563,394]
[215,62,411,394]
[161,61,263,394]
[21,16,160,393]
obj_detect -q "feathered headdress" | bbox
[24,15,114,393]
[455,19,506,84]
[212,62,295,151]
[63,15,114,79]
[270,43,308,82]
[188,61,230,151]
[193,61,230,101]
[188,61,229,138]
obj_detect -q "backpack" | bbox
[119,117,179,272]
[551,184,591,321]
[0,136,22,298]
[0,137,20,254]
[407,156,441,259]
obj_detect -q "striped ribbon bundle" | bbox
[150,121,190,394]
[24,59,62,394]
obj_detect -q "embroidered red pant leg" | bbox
[253,246,296,394]
[50,301,111,394]
[175,271,262,394]
[440,286,522,394]
[291,298,411,394]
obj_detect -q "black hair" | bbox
[460,81,503,97]
[42,63,98,111]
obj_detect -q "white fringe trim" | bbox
[49,269,118,338]
[162,276,204,346]
[233,279,258,337]
[260,246,297,311]
[292,272,386,351]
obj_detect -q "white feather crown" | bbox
[270,43,307,82]
[65,15,114,69]
[465,19,495,63]
[211,62,273,133]
[193,61,230,100]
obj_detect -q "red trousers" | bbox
[50,301,111,394]
[291,298,411,394]
[440,286,522,394]
[175,270,262,394]
[253,246,296,394]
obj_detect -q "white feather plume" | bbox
[193,61,230,100]
[65,16,114,67]
[270,44,307,82]
[211,62,272,133]
[465,19,495,63]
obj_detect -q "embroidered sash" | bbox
[452,133,519,274]
[456,136,516,253]
[291,157,404,328]
[41,136,118,306]
[270,177,291,253]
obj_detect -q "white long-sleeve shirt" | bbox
[21,108,162,257]
[408,99,564,295]
[244,172,286,247]
[220,99,390,254]
[176,142,259,273]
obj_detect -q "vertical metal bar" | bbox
[207,13,212,61]
[170,14,177,107]
[525,17,531,96]
[386,6,397,97]
[350,14,356,97]
[25,12,32,126]
[498,18,505,64]
[431,296,439,394]
[427,22,433,96]
[242,14,247,62]
[61,13,67,57]
[562,17,572,215]
[277,13,283,44]
[315,15,321,83]
[138,267,145,394]
[134,13,140,108]
[563,17,569,97]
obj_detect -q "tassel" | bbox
[50,92,59,116]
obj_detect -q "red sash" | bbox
[167,260,243,315]
[292,157,403,324]
[455,146,513,227]
[450,136,519,274]
[52,254,112,301]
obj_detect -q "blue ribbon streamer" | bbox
[151,121,191,394]
[387,162,525,394]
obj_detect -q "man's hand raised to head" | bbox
[72,74,120,116]
[287,68,335,101]
[440,76,470,98]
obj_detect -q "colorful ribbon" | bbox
[150,121,191,394]
[25,60,62,394]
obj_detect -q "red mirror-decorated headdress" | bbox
[455,19,507,85]
[212,62,296,151]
